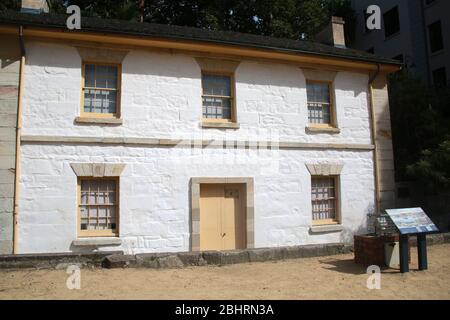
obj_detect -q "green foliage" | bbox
[389,70,450,190]
[63,0,140,20]
[40,1,356,41]
[142,0,355,40]
[0,0,20,11]
[406,138,450,191]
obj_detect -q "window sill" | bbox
[72,237,122,247]
[310,224,344,233]
[306,126,340,134]
[201,122,240,129]
[75,117,123,125]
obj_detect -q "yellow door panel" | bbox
[199,184,223,251]
[199,184,246,251]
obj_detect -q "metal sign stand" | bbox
[399,233,428,273]
[385,208,437,274]
[399,234,409,273]
[417,233,428,270]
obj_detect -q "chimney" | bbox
[315,16,346,48]
[21,0,49,14]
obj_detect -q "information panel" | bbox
[385,207,439,235]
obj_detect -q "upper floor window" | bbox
[82,63,120,118]
[79,178,118,237]
[383,6,400,38]
[307,81,333,126]
[202,73,234,121]
[428,21,444,53]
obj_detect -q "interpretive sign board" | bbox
[385,207,439,235]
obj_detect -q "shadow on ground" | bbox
[318,258,367,275]
[319,258,406,275]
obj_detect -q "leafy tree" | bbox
[0,0,20,11]
[47,0,140,20]
[407,138,450,191]
[141,0,355,41]
[43,1,356,41]
[389,70,450,191]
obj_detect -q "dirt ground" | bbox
[0,244,449,300]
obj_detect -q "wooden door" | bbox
[199,184,246,251]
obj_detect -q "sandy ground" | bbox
[0,244,449,300]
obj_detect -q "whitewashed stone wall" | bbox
[19,144,374,254]
[18,41,376,254]
[22,41,371,144]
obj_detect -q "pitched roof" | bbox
[0,10,401,66]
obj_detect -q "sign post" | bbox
[417,233,428,270]
[399,234,409,273]
[385,208,438,273]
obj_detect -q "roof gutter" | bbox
[0,22,401,73]
[13,25,25,254]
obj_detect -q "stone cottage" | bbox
[0,3,401,254]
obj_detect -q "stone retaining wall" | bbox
[1,233,448,270]
[0,251,122,269]
[102,243,353,269]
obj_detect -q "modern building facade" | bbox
[0,3,400,254]
[351,0,450,86]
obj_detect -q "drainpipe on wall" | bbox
[368,63,381,216]
[13,25,26,254]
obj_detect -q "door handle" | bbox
[221,233,226,238]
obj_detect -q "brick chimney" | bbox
[21,0,49,14]
[314,16,346,48]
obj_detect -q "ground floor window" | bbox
[311,176,339,225]
[78,178,118,237]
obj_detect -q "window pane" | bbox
[85,64,95,87]
[202,96,231,119]
[202,74,231,96]
[307,82,330,103]
[98,206,107,217]
[95,65,118,89]
[97,90,117,114]
[84,89,95,113]
[84,89,117,114]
